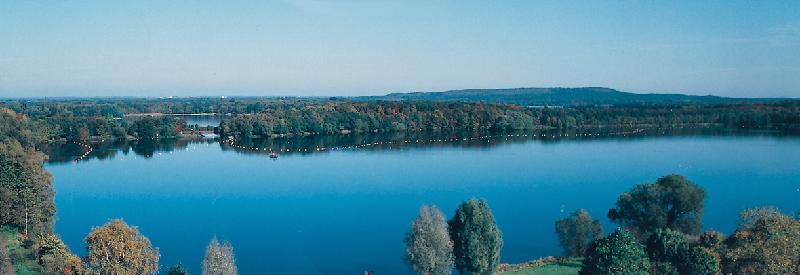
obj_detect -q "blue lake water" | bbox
[44,130,800,274]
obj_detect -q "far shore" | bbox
[123,112,221,117]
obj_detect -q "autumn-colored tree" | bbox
[404,205,453,275]
[555,209,603,256]
[84,219,160,275]
[38,234,85,275]
[0,140,56,237]
[203,237,238,275]
[722,207,800,274]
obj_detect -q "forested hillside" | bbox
[367,87,781,106]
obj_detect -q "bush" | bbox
[555,209,603,257]
[645,228,688,264]
[405,205,453,275]
[38,234,84,274]
[677,246,719,275]
[448,198,503,275]
[698,231,725,251]
[580,229,650,275]
[0,235,10,274]
[168,263,189,275]
[650,261,679,275]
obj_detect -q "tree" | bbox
[39,234,85,275]
[448,198,503,275]
[555,209,603,256]
[678,246,719,275]
[608,175,705,238]
[203,237,238,275]
[168,263,189,275]
[404,205,453,275]
[722,207,800,274]
[580,229,650,275]
[0,140,55,237]
[84,219,159,275]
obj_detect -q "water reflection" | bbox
[44,128,800,163]
[43,138,218,163]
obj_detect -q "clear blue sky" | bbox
[1,1,798,98]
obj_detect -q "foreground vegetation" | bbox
[403,175,800,275]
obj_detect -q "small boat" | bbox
[269,153,278,159]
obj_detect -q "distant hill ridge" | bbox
[364,87,783,106]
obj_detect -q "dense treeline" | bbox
[0,106,183,143]
[5,98,799,142]
[219,100,800,139]
[219,101,543,138]
[2,97,311,117]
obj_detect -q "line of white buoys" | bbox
[73,141,93,162]
[221,129,652,157]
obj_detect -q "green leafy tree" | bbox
[448,198,503,275]
[555,209,604,256]
[580,229,650,275]
[84,219,160,275]
[404,205,453,275]
[168,263,189,275]
[722,207,800,274]
[203,237,238,275]
[608,175,705,238]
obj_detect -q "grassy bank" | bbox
[495,257,583,275]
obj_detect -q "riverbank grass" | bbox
[495,257,583,275]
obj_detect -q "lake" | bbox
[44,129,800,274]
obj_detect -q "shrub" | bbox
[677,246,720,275]
[0,235,10,274]
[580,229,650,275]
[698,231,725,251]
[645,228,689,263]
[168,263,189,275]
